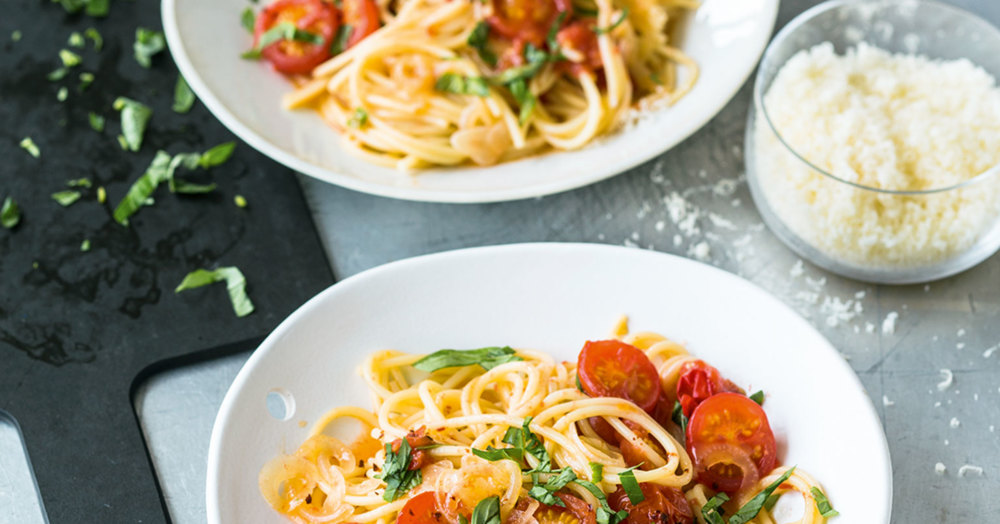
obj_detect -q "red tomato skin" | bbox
[685,393,778,493]
[675,360,743,418]
[488,0,573,47]
[577,340,662,414]
[555,21,603,74]
[343,0,381,48]
[254,0,340,75]
[608,484,694,524]
[397,491,449,524]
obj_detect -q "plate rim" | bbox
[161,0,780,203]
[205,242,892,523]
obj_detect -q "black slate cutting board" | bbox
[0,1,335,521]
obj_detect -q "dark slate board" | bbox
[0,1,335,521]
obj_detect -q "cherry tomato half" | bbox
[343,0,381,48]
[578,340,662,414]
[555,21,603,74]
[488,0,572,47]
[675,360,743,418]
[608,484,694,524]
[254,0,340,75]
[397,491,448,524]
[686,393,777,494]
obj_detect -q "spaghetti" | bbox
[259,319,836,524]
[245,0,700,170]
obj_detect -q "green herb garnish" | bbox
[67,178,92,188]
[810,487,839,517]
[19,137,40,158]
[173,75,196,113]
[729,467,796,524]
[413,346,522,372]
[134,28,166,68]
[348,107,368,128]
[89,112,105,132]
[48,68,69,81]
[330,24,353,55]
[1,197,21,229]
[528,468,577,507]
[594,8,630,35]
[234,194,248,208]
[79,72,95,91]
[85,28,103,50]
[175,266,255,317]
[241,7,256,33]
[376,438,422,501]
[80,239,91,252]
[671,400,688,438]
[51,190,82,207]
[467,21,497,66]
[472,445,525,462]
[68,32,85,48]
[590,462,603,482]
[749,390,765,405]
[59,49,82,67]
[11,30,22,42]
[573,479,629,524]
[85,0,109,17]
[619,465,644,504]
[242,22,324,59]
[56,87,68,102]
[435,73,490,97]
[471,496,502,524]
[701,492,728,524]
[198,141,236,168]
[112,97,152,152]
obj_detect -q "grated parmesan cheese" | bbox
[753,43,1000,269]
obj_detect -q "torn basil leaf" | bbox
[348,107,368,128]
[590,462,603,482]
[113,97,152,152]
[133,28,166,68]
[671,400,688,438]
[89,112,105,132]
[594,8,630,35]
[810,487,839,517]
[729,467,796,524]
[470,496,501,524]
[67,178,92,188]
[173,75,196,113]
[52,190,82,207]
[85,0,109,17]
[467,21,497,66]
[80,239,91,252]
[241,7,256,33]
[573,479,629,524]
[175,266,255,317]
[242,22,323,59]
[619,465,644,504]
[85,28,103,50]
[701,492,728,524]
[376,438,422,501]
[749,390,764,405]
[435,73,490,97]
[19,137,40,158]
[59,49,82,67]
[528,468,577,507]
[472,445,525,463]
[1,197,21,229]
[413,346,521,372]
[330,24,353,55]
[198,141,236,168]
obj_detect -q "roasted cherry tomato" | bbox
[616,422,666,469]
[529,493,598,524]
[391,426,435,470]
[488,0,572,47]
[254,0,340,75]
[397,491,449,524]
[686,393,777,494]
[343,0,381,48]
[609,484,694,524]
[675,360,743,418]
[578,340,662,414]
[555,21,602,74]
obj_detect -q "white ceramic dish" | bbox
[162,0,779,203]
[206,243,892,523]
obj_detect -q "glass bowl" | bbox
[745,0,1000,284]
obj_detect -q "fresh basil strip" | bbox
[729,467,796,524]
[48,68,69,81]
[86,0,109,17]
[1,197,21,229]
[242,22,324,59]
[134,28,166,68]
[85,27,103,50]
[80,239,91,252]
[20,137,40,158]
[810,487,839,517]
[467,21,497,66]
[79,72,95,91]
[471,496,501,524]
[198,141,236,168]
[413,346,521,372]
[53,0,86,13]
[762,493,780,512]
[60,48,81,67]
[528,467,577,507]
[701,492,728,524]
[749,390,765,405]
[173,75,196,113]
[234,194,248,208]
[112,97,152,152]
[493,44,549,85]
[330,24,353,55]
[546,11,568,51]
[175,266,255,317]
[52,190,82,207]
[67,178,92,188]
[240,7,256,33]
[594,8,630,35]
[435,73,490,97]
[671,400,688,439]
[11,31,22,43]
[472,445,524,462]
[501,416,552,472]
[348,107,368,128]
[68,32,85,48]
[589,462,603,482]
[573,479,628,524]
[57,87,68,102]
[619,465,644,504]
[89,112,105,132]
[376,438,422,501]
[508,78,536,125]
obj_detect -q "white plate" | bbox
[162,0,779,203]
[206,243,892,524]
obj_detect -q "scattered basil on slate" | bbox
[133,27,166,68]
[175,267,255,317]
[1,197,20,229]
[112,97,152,152]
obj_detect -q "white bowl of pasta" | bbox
[206,243,891,523]
[162,0,778,202]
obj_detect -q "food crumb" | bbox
[958,465,984,478]
[790,260,804,277]
[935,462,947,475]
[688,241,711,261]
[882,395,894,407]
[937,369,954,391]
[950,417,961,428]
[882,311,899,335]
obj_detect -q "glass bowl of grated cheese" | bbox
[746,0,1000,284]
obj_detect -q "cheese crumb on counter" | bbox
[753,43,1000,269]
[935,462,947,475]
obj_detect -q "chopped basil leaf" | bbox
[59,49,82,67]
[85,0,109,17]
[546,11,567,52]
[472,445,524,462]
[67,178,92,188]
[619,465,644,504]
[435,73,490,97]
[79,72,95,91]
[11,30,22,42]
[413,346,521,372]
[89,112,105,132]
[528,468,577,507]
[467,21,497,66]
[590,462,603,482]
[749,390,765,405]
[507,78,536,125]
[594,8,630,35]
[493,43,549,85]
[348,107,368,128]
[502,417,551,472]
[650,72,662,85]
[173,75,196,113]
[114,151,171,224]
[240,7,256,33]
[671,400,688,438]
[810,487,839,517]
[198,141,236,168]
[48,67,69,81]
[85,28,103,50]
[729,467,796,524]
[52,190,82,207]
[242,22,324,59]
[19,137,40,158]
[68,32,85,48]
[234,194,248,208]
[701,492,728,524]
[56,87,68,102]
[112,97,152,152]
[573,479,628,524]
[470,496,502,524]
[1,197,21,229]
[459,516,469,524]
[330,24,353,55]
[80,239,91,252]
[53,0,86,13]
[97,186,106,204]
[133,28,166,68]
[175,266,255,317]
[376,438,422,501]
[576,373,584,392]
